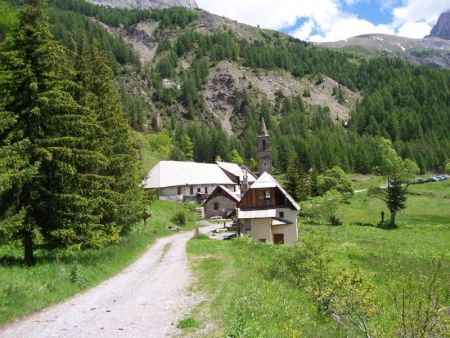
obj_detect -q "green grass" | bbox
[188,238,346,337]
[0,200,199,325]
[188,179,450,337]
[135,132,164,177]
[177,316,200,329]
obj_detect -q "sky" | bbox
[195,0,450,42]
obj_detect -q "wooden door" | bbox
[273,233,284,245]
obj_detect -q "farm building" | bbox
[142,161,251,202]
[236,172,300,246]
[203,185,240,219]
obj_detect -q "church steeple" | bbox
[260,117,269,136]
[257,117,272,175]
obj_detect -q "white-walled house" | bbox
[237,172,300,246]
[142,161,242,201]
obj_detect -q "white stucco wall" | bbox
[247,218,272,243]
[271,223,298,246]
[158,184,239,200]
[241,208,299,246]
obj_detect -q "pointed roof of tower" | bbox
[259,117,269,136]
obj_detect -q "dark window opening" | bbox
[279,211,284,219]
[262,140,267,151]
[178,187,182,195]
[205,187,208,193]
[245,219,251,231]
[190,187,194,195]
[214,202,219,210]
[197,187,201,193]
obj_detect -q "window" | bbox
[197,187,201,193]
[265,190,271,200]
[279,211,284,219]
[262,140,267,151]
[258,191,264,201]
[177,187,182,195]
[214,202,219,210]
[245,219,251,231]
[190,187,194,195]
[205,187,208,193]
[259,239,266,243]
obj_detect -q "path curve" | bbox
[0,224,219,338]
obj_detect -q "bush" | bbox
[305,190,344,226]
[171,211,186,226]
[318,166,354,200]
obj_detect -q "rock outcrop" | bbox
[86,0,198,9]
[430,10,450,40]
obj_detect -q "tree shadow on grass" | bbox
[353,222,398,230]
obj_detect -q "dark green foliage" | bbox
[50,0,198,29]
[171,211,186,226]
[48,8,140,70]
[0,0,108,262]
[73,40,144,234]
[0,0,143,263]
[284,155,311,201]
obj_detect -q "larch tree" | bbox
[371,138,419,227]
[0,0,107,262]
[74,40,144,234]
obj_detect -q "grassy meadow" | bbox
[0,200,199,325]
[187,178,450,337]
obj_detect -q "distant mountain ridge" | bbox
[86,0,198,9]
[320,33,450,69]
[430,10,450,40]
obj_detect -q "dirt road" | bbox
[0,225,219,338]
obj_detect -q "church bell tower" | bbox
[257,117,272,175]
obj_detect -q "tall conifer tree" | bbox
[74,40,144,233]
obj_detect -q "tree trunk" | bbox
[389,210,396,227]
[23,231,35,266]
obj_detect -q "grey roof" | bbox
[142,161,235,189]
[217,162,257,183]
[250,172,300,211]
[204,185,240,205]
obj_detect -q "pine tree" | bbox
[74,40,144,234]
[0,0,109,262]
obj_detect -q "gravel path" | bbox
[0,225,219,338]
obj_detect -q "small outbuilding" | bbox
[203,185,240,219]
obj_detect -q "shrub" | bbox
[171,211,186,226]
[318,166,354,200]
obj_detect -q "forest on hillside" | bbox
[2,0,449,174]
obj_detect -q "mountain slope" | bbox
[320,34,450,69]
[430,10,450,40]
[3,0,449,173]
[86,0,198,9]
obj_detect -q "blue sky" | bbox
[196,0,450,42]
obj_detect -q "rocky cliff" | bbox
[86,0,198,9]
[430,10,450,40]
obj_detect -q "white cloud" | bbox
[293,15,393,42]
[196,0,450,42]
[196,0,339,31]
[397,22,433,38]
[392,0,450,25]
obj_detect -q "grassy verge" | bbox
[0,200,199,326]
[188,238,345,337]
[188,180,450,337]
